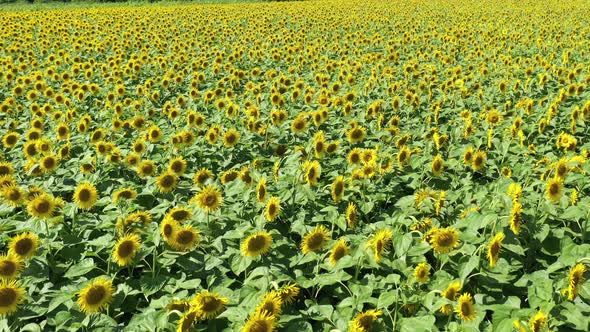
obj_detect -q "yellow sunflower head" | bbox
[192,185,223,214]
[301,225,330,254]
[73,182,98,210]
[112,234,141,267]
[8,232,39,260]
[77,277,114,315]
[0,280,26,316]
[241,231,273,258]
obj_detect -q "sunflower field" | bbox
[0,0,589,331]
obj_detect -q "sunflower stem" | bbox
[152,247,157,279]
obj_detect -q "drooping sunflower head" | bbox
[329,238,349,266]
[241,231,273,258]
[0,279,26,316]
[221,169,240,184]
[77,277,114,315]
[564,263,587,301]
[112,234,141,267]
[73,182,98,210]
[455,292,476,322]
[301,225,330,254]
[193,185,223,214]
[191,291,228,320]
[177,309,199,332]
[8,232,39,260]
[349,309,382,332]
[264,197,281,222]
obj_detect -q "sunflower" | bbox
[191,291,228,320]
[37,154,58,173]
[367,229,393,263]
[472,150,487,171]
[346,202,358,229]
[346,126,366,143]
[137,160,156,178]
[241,311,276,332]
[166,207,193,223]
[168,157,188,176]
[349,309,382,332]
[166,299,191,313]
[73,182,98,210]
[192,185,223,214]
[160,218,179,242]
[221,169,239,184]
[241,231,273,258]
[510,201,523,235]
[132,140,147,155]
[290,114,308,134]
[564,263,586,301]
[304,160,321,186]
[0,280,26,316]
[301,225,330,254]
[414,262,430,283]
[429,227,460,254]
[112,188,137,204]
[112,234,141,267]
[256,178,267,202]
[156,171,178,193]
[487,232,505,268]
[397,146,411,167]
[26,193,56,219]
[329,238,349,266]
[264,197,281,222]
[278,283,300,305]
[222,128,241,148]
[0,255,22,280]
[455,293,476,321]
[348,148,362,165]
[545,177,563,203]
[1,185,25,207]
[331,176,345,203]
[0,162,14,176]
[177,309,198,332]
[193,168,213,187]
[431,154,444,177]
[170,225,200,251]
[529,310,548,332]
[463,146,474,165]
[254,291,283,317]
[2,132,19,148]
[440,281,462,315]
[77,277,114,315]
[8,232,39,260]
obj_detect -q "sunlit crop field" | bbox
[0,0,589,331]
